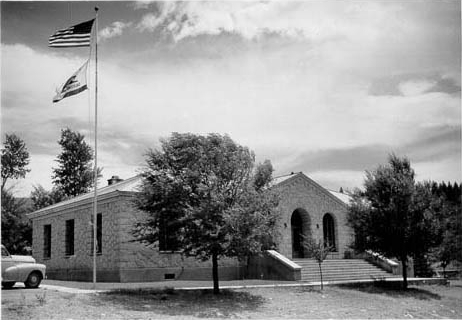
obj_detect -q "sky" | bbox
[1,0,461,197]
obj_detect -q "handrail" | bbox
[266,250,302,270]
[365,250,399,274]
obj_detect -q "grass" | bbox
[3,281,462,319]
[98,287,266,318]
[337,281,443,300]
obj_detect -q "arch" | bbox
[291,208,311,258]
[323,213,337,251]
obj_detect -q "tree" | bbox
[1,188,32,254]
[408,182,441,277]
[303,239,332,290]
[134,133,280,294]
[1,133,30,192]
[428,181,462,276]
[52,128,98,198]
[1,133,32,253]
[347,154,435,289]
[30,185,66,210]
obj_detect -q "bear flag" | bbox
[53,60,89,103]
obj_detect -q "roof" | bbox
[271,171,352,205]
[270,172,301,186]
[328,189,353,205]
[28,171,353,216]
[27,175,142,217]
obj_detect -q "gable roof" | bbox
[327,189,352,205]
[28,171,352,218]
[27,175,142,218]
[272,172,352,206]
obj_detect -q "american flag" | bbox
[49,19,95,48]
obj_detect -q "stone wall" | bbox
[116,197,244,282]
[31,195,126,281]
[274,174,354,259]
[31,193,244,282]
[30,173,354,282]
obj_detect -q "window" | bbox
[91,213,102,254]
[159,216,180,252]
[323,213,336,251]
[43,224,51,259]
[65,219,74,256]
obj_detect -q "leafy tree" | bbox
[1,133,32,253]
[30,185,66,210]
[253,159,274,191]
[428,182,462,276]
[409,182,442,276]
[1,189,32,254]
[1,133,30,192]
[347,154,436,289]
[303,239,332,290]
[52,128,99,198]
[134,133,280,294]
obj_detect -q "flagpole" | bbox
[93,6,99,290]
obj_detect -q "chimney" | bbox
[107,175,123,186]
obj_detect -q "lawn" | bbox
[2,281,462,319]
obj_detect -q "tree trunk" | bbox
[318,262,324,290]
[401,257,408,290]
[212,252,220,294]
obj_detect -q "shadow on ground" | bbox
[95,287,266,318]
[337,282,442,300]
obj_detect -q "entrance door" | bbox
[291,211,304,258]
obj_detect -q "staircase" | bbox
[292,259,399,282]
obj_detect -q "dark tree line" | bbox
[2,129,97,253]
[1,133,32,254]
[426,181,462,276]
[348,154,461,288]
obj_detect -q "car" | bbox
[1,244,46,289]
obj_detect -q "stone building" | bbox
[27,172,353,282]
[272,172,353,260]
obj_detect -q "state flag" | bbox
[53,60,89,103]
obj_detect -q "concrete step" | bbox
[292,258,397,282]
[301,269,390,276]
[301,275,397,282]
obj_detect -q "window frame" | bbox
[65,219,75,256]
[90,213,102,255]
[43,224,52,259]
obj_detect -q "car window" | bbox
[1,246,10,257]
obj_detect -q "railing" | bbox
[364,250,400,275]
[247,250,302,281]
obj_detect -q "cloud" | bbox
[134,1,404,42]
[283,123,461,192]
[99,21,132,41]
[2,0,460,197]
[399,79,437,96]
[369,73,461,96]
[131,1,155,10]
[426,76,461,95]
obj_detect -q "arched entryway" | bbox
[291,208,311,258]
[323,213,337,251]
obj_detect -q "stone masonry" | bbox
[28,172,353,282]
[273,173,354,259]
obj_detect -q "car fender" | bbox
[2,265,19,281]
[15,263,46,282]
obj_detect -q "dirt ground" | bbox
[2,281,462,319]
